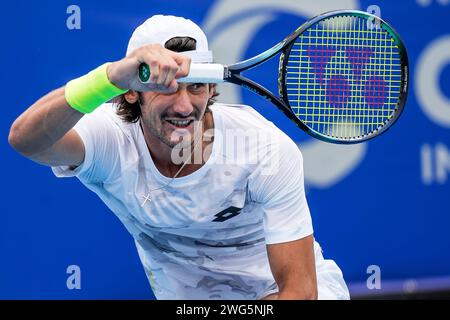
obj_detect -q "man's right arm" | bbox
[8,87,85,167]
[8,44,191,168]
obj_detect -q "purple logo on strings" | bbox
[306,45,387,108]
[364,76,387,108]
[326,75,351,108]
[307,45,336,85]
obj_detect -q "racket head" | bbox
[279,10,409,144]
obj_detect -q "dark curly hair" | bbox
[116,36,219,123]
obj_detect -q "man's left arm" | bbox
[265,235,318,300]
[248,131,317,300]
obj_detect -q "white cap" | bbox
[126,15,213,63]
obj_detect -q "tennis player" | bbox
[9,15,349,300]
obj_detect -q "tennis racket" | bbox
[138,10,408,144]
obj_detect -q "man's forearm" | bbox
[266,236,318,300]
[277,288,318,300]
[262,285,318,300]
[8,87,84,156]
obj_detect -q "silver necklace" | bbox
[140,120,204,207]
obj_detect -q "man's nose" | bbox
[171,88,194,117]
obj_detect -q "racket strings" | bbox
[284,15,402,140]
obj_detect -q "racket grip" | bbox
[138,63,225,84]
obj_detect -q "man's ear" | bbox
[124,90,140,104]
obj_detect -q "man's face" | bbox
[140,83,213,148]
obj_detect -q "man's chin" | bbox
[169,138,195,149]
[166,129,196,148]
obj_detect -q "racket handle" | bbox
[138,63,225,84]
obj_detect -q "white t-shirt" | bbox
[52,103,349,300]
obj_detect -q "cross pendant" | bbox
[141,194,152,207]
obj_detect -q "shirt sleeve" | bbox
[51,104,120,183]
[249,133,313,245]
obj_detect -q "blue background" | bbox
[1,0,449,298]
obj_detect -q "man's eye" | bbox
[190,83,206,91]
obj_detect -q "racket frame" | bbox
[278,10,409,143]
